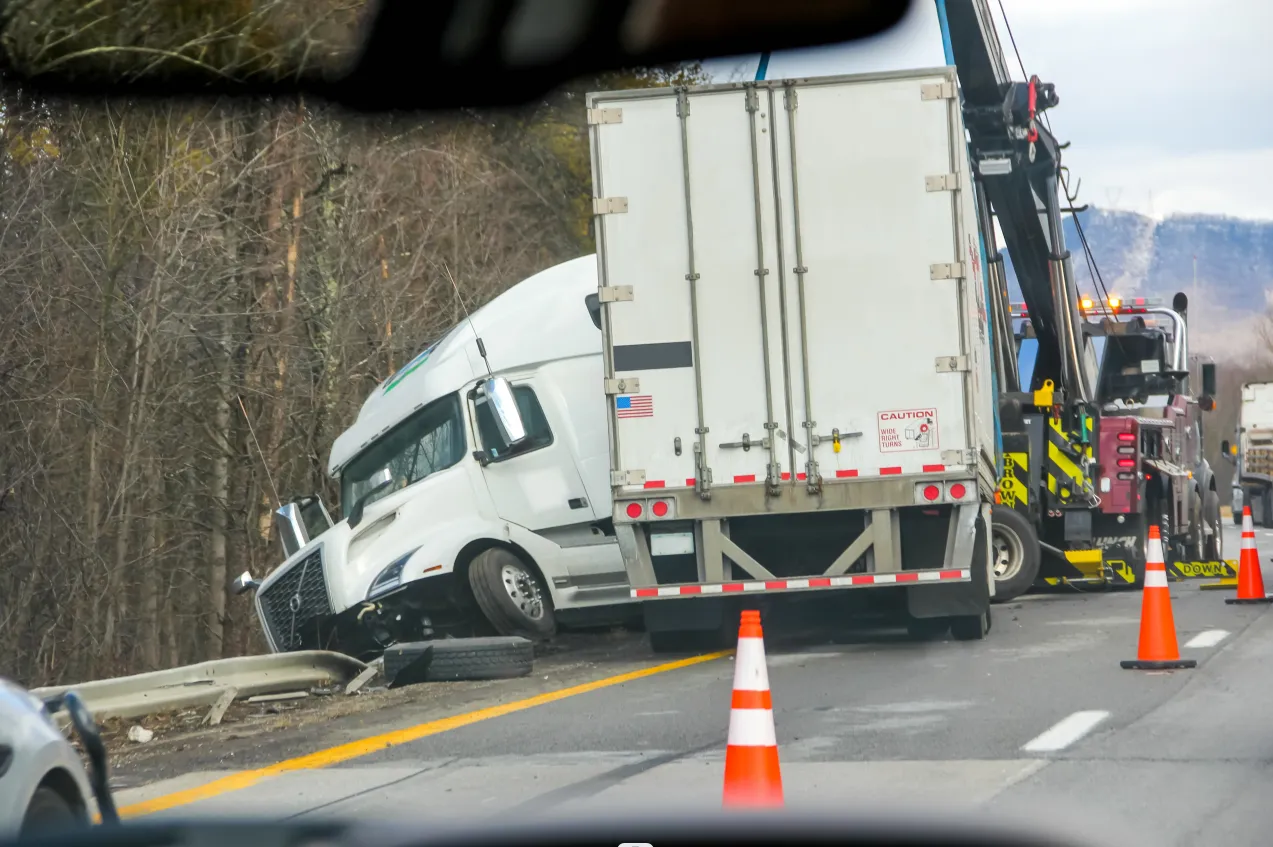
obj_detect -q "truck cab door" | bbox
[471,380,591,532]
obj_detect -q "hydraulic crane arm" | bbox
[942,0,1093,404]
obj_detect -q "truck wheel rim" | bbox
[500,562,545,621]
[992,526,1024,581]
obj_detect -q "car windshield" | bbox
[339,394,465,519]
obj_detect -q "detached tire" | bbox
[468,547,556,640]
[384,636,534,685]
[990,505,1040,602]
[21,787,81,836]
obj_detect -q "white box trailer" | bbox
[588,68,1000,648]
[1230,382,1273,525]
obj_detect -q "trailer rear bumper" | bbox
[631,568,972,599]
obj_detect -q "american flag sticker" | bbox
[615,395,654,418]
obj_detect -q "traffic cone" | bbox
[1226,506,1273,605]
[722,610,783,807]
[1121,525,1197,670]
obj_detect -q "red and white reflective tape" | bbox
[630,568,970,598]
[1143,532,1169,588]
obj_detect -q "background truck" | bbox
[1225,382,1273,526]
[585,65,1000,650]
[238,256,633,658]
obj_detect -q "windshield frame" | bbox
[338,392,468,520]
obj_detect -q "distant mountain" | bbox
[1001,208,1272,360]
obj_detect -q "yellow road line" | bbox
[114,650,730,820]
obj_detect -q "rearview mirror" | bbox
[482,376,528,448]
[1201,362,1217,396]
[231,571,261,596]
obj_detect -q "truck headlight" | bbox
[367,548,419,600]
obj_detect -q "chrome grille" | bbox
[258,549,333,651]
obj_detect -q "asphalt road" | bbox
[114,519,1273,846]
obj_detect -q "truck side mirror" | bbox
[481,376,528,448]
[1222,439,1233,458]
[1201,362,1216,396]
[584,293,602,330]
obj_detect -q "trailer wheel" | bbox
[950,608,991,641]
[989,506,1040,602]
[1203,488,1222,561]
[468,547,556,640]
[906,616,950,641]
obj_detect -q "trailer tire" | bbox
[906,616,950,641]
[990,506,1040,602]
[467,547,556,641]
[648,628,729,654]
[1262,490,1273,529]
[384,636,534,685]
[950,608,991,641]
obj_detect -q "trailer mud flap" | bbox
[908,505,989,619]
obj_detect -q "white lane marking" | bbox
[1184,629,1229,649]
[1022,710,1110,753]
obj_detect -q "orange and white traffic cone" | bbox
[1121,525,1197,670]
[1226,506,1273,605]
[722,610,783,807]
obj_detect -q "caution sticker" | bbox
[878,408,940,453]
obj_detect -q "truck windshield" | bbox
[339,394,466,519]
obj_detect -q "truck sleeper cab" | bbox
[246,256,631,658]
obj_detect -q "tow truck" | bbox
[944,1,1225,592]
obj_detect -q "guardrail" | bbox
[32,651,369,726]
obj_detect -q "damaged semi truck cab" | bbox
[587,67,1000,649]
[241,257,631,657]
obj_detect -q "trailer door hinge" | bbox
[586,107,622,125]
[597,285,633,303]
[921,81,956,100]
[941,449,976,466]
[592,197,628,215]
[935,355,970,373]
[611,469,646,487]
[925,173,962,192]
[604,377,640,395]
[930,262,965,280]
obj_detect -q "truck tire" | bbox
[1204,488,1222,561]
[649,628,730,654]
[1186,491,1206,561]
[990,505,1040,602]
[906,616,950,641]
[21,787,81,836]
[950,608,992,641]
[384,636,534,685]
[468,548,556,640]
[1262,489,1273,529]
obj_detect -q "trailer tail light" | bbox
[1117,446,1134,455]
[948,482,967,500]
[1117,472,1135,480]
[625,502,642,519]
[922,485,940,502]
[1117,432,1136,442]
[651,500,669,518]
[1116,458,1136,469]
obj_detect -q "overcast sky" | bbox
[702,0,1273,221]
